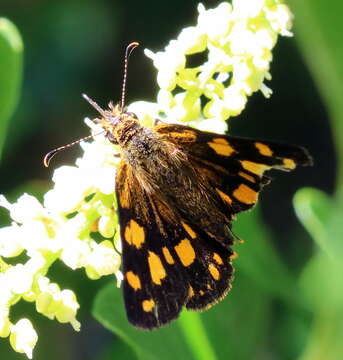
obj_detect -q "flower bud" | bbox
[10,319,38,359]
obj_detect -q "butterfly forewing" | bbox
[156,124,312,215]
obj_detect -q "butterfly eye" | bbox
[124,112,138,119]
[106,131,118,144]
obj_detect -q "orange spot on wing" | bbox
[208,264,220,280]
[182,222,197,239]
[126,271,141,291]
[283,158,296,169]
[188,286,194,298]
[216,188,232,205]
[174,239,196,267]
[142,299,155,312]
[168,130,197,142]
[148,251,166,285]
[238,171,255,183]
[240,160,270,176]
[213,252,224,265]
[207,138,235,156]
[255,142,273,156]
[124,220,145,249]
[162,247,174,264]
[233,184,257,205]
[119,188,130,208]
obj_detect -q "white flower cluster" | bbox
[0,1,293,358]
[136,0,293,133]
[0,130,122,358]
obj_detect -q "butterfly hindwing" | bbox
[116,162,188,329]
[116,161,235,328]
[179,223,235,311]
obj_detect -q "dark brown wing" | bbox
[155,123,312,215]
[116,161,234,329]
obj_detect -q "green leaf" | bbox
[294,188,343,359]
[288,1,343,197]
[294,187,343,257]
[92,282,195,360]
[93,274,270,360]
[0,18,23,161]
[233,206,301,307]
[177,311,217,360]
[294,188,343,311]
[201,271,271,360]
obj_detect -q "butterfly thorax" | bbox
[100,106,186,171]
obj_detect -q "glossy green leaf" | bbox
[289,0,343,197]
[92,282,195,360]
[0,18,23,161]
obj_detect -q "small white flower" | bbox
[35,277,80,330]
[0,194,45,224]
[20,220,51,254]
[36,278,61,319]
[260,82,273,98]
[127,101,159,127]
[85,240,121,280]
[10,319,38,359]
[60,237,91,270]
[0,224,24,257]
[157,90,175,113]
[232,0,265,18]
[5,264,34,295]
[145,47,185,73]
[54,290,80,331]
[98,215,116,238]
[195,117,228,134]
[197,2,232,42]
[157,68,177,90]
[223,86,247,116]
[266,4,294,36]
[177,26,207,54]
[44,166,93,213]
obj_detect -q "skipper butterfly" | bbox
[44,43,312,329]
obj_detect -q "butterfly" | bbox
[44,43,312,330]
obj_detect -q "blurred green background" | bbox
[1,1,342,359]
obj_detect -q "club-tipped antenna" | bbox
[120,42,139,111]
[43,130,105,167]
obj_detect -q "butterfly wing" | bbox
[115,124,312,329]
[116,161,235,328]
[156,123,312,216]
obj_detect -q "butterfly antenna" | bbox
[120,42,139,112]
[43,130,105,167]
[82,93,107,117]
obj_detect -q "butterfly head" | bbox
[82,93,141,145]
